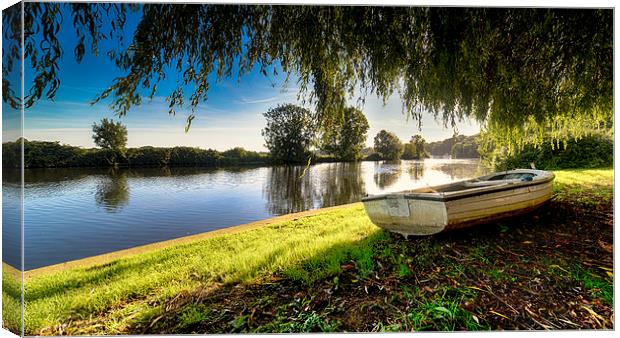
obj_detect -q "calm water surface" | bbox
[2,159,487,269]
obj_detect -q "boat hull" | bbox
[362,170,554,236]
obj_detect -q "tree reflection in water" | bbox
[407,161,425,181]
[435,161,486,180]
[373,161,402,189]
[263,162,367,215]
[95,168,130,213]
[316,162,365,208]
[263,165,315,215]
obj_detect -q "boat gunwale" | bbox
[362,171,555,203]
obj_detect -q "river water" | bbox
[2,159,487,269]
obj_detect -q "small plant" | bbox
[277,311,338,332]
[398,263,412,278]
[487,269,504,281]
[571,266,613,306]
[179,304,209,328]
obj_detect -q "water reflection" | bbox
[263,165,315,215]
[408,162,425,181]
[435,161,487,180]
[3,159,487,269]
[95,169,130,213]
[262,162,369,215]
[317,162,366,208]
[373,161,402,189]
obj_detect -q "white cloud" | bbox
[236,96,280,104]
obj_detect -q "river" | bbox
[2,159,487,269]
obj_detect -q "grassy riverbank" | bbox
[3,168,613,334]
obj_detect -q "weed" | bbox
[392,298,486,331]
[398,263,411,278]
[487,269,504,281]
[571,266,613,306]
[178,304,209,328]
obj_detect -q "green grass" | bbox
[256,310,339,333]
[552,168,613,205]
[178,304,210,328]
[2,268,22,334]
[6,167,613,334]
[20,205,387,334]
[570,266,614,306]
[380,293,487,332]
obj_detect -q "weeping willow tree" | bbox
[2,4,613,149]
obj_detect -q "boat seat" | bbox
[462,179,522,188]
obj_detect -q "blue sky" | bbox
[8,5,480,151]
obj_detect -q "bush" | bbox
[486,133,613,170]
[220,147,268,165]
[2,139,21,168]
[127,147,171,166]
[364,153,382,161]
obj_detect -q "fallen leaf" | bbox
[549,264,569,273]
[466,286,485,292]
[341,264,355,270]
[490,311,510,320]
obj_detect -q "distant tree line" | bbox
[363,130,430,161]
[261,104,434,163]
[426,133,481,158]
[1,139,271,169]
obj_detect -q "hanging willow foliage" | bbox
[2,4,613,147]
[480,106,612,156]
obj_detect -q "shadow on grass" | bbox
[27,194,614,334]
[139,197,614,333]
[124,230,391,334]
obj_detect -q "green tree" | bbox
[92,118,128,165]
[401,135,429,160]
[92,118,128,151]
[262,104,316,163]
[320,107,369,161]
[373,130,403,161]
[451,141,479,158]
[3,5,612,147]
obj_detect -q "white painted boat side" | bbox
[363,198,448,236]
[361,169,555,236]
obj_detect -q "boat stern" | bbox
[362,195,448,236]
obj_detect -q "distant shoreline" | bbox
[3,139,461,170]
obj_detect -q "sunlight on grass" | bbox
[22,204,385,334]
[16,167,614,334]
[554,168,613,186]
[552,168,613,204]
[2,266,22,334]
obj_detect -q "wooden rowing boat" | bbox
[361,169,555,236]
